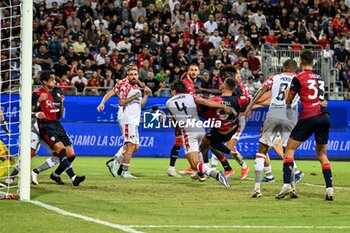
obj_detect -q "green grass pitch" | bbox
[2,157,350,233]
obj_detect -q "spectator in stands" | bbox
[161,46,176,71]
[205,49,218,71]
[73,34,87,54]
[211,68,222,89]
[131,0,147,23]
[139,60,153,81]
[336,63,350,89]
[246,76,259,95]
[247,50,261,77]
[204,14,218,34]
[59,74,73,95]
[240,60,253,84]
[80,47,94,64]
[144,71,160,96]
[87,71,101,96]
[71,69,88,95]
[53,56,70,78]
[137,46,153,69]
[240,40,255,58]
[173,14,187,32]
[100,69,115,92]
[209,29,222,49]
[95,47,108,65]
[220,50,232,65]
[116,34,132,56]
[35,43,52,71]
[322,44,335,60]
[200,35,215,57]
[65,46,80,65]
[82,59,97,79]
[334,43,349,64]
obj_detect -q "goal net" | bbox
[0,0,32,201]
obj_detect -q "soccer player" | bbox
[199,65,250,179]
[6,75,75,186]
[32,84,77,185]
[244,59,300,198]
[168,64,200,177]
[98,65,151,179]
[32,71,85,186]
[166,80,231,189]
[275,50,333,200]
[199,78,251,181]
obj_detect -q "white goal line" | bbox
[30,201,145,233]
[30,200,350,232]
[126,225,350,229]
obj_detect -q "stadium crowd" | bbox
[0,0,350,96]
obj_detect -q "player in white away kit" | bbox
[245,59,301,198]
[98,66,151,178]
[166,80,231,189]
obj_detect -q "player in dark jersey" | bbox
[31,84,79,185]
[197,78,250,181]
[197,65,250,179]
[6,76,76,185]
[32,71,85,186]
[275,50,333,201]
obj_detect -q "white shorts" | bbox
[120,124,139,144]
[181,129,205,154]
[231,116,246,141]
[259,117,296,147]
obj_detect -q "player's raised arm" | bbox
[244,83,270,121]
[141,86,151,107]
[195,97,232,114]
[97,89,116,112]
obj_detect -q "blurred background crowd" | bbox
[0,0,349,97]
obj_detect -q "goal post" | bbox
[19,0,33,201]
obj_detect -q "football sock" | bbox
[54,155,76,176]
[232,150,247,168]
[219,156,232,171]
[291,167,296,188]
[283,158,294,184]
[57,149,75,179]
[112,147,125,163]
[322,163,333,188]
[254,153,265,191]
[211,155,218,168]
[170,145,180,167]
[197,162,215,178]
[34,156,60,174]
[122,163,130,172]
[264,165,273,179]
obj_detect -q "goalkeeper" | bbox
[0,109,15,177]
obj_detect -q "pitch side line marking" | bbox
[126,225,350,229]
[31,201,145,233]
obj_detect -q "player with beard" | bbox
[99,66,151,178]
